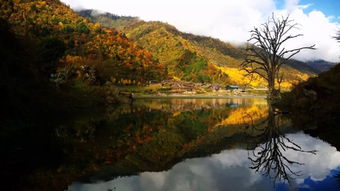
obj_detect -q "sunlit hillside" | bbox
[79,10,317,88]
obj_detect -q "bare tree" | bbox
[336,31,340,42]
[242,14,315,100]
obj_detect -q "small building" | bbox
[226,85,239,90]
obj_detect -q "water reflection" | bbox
[22,98,269,190]
[64,99,340,191]
[248,109,317,184]
[68,133,340,191]
[6,98,339,191]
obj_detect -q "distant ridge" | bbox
[78,9,325,88]
[305,60,337,73]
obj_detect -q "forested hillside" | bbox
[0,2,166,189]
[79,9,318,88]
[280,63,340,114]
[1,0,166,87]
[278,63,340,152]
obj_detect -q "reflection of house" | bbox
[226,103,238,108]
[226,85,239,90]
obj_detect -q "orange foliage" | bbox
[4,0,167,85]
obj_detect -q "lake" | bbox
[3,98,340,191]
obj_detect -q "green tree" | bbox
[38,37,66,76]
[76,22,90,34]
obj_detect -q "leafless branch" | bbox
[242,13,315,99]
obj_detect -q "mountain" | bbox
[1,0,166,86]
[281,63,340,113]
[285,59,320,74]
[79,9,318,88]
[279,63,340,150]
[77,9,139,30]
[305,60,336,73]
[0,2,169,190]
[0,1,321,90]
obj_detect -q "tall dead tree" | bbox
[242,14,315,100]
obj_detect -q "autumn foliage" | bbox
[1,0,166,85]
[82,11,318,88]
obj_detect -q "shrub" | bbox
[76,22,90,34]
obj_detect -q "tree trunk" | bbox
[268,74,276,101]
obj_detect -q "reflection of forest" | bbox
[294,113,340,152]
[9,98,299,191]
[132,98,267,112]
[215,105,268,127]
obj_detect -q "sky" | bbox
[60,0,340,62]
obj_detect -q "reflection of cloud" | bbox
[283,133,340,184]
[68,133,340,191]
[140,172,167,190]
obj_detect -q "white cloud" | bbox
[274,9,340,62]
[60,0,340,62]
[284,0,300,11]
[61,0,275,44]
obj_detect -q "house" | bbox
[226,85,239,90]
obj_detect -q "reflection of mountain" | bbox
[17,98,340,191]
[132,98,267,113]
[22,98,270,190]
[68,133,340,191]
[215,105,268,127]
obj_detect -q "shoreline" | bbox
[134,95,267,99]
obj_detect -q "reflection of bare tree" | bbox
[333,172,340,182]
[248,107,317,183]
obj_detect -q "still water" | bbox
[63,98,340,191]
[5,98,340,191]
